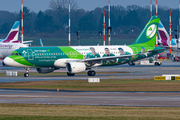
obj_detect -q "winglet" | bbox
[40,39,44,47]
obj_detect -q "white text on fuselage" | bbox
[34,50,47,52]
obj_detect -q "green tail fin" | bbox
[132,15,160,47]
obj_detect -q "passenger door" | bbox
[27,49,34,60]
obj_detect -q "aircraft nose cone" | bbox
[4,57,14,67]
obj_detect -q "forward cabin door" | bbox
[27,49,34,60]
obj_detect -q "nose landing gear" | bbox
[24,67,29,77]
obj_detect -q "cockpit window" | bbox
[10,53,22,56]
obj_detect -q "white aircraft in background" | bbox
[0,21,20,43]
[0,43,28,59]
[0,21,29,65]
[158,20,179,51]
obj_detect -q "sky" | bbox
[0,0,179,13]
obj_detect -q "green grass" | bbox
[0,104,180,120]
[1,79,180,91]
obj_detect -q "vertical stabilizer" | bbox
[0,21,20,43]
[158,20,176,46]
[132,15,160,47]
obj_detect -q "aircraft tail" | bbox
[0,21,20,43]
[132,15,160,47]
[158,20,176,46]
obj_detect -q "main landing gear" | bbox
[24,67,29,77]
[67,72,75,76]
[128,62,135,66]
[87,70,96,76]
[67,70,96,76]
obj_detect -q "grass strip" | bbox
[1,79,180,91]
[0,104,180,120]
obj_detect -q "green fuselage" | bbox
[8,45,163,68]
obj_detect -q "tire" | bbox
[24,73,29,77]
[91,71,96,76]
[87,70,96,76]
[67,72,75,76]
[2,62,5,66]
[128,62,135,66]
[155,62,160,66]
[87,71,91,76]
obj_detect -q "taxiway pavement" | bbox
[0,60,180,83]
[0,89,180,107]
[1,60,180,107]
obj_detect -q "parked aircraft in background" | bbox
[0,21,20,43]
[158,20,179,51]
[0,43,28,59]
[0,21,31,64]
[4,16,165,77]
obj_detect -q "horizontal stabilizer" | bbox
[147,48,168,53]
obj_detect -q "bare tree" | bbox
[49,0,78,11]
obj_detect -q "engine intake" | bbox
[66,62,86,73]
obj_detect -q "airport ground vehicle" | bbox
[140,57,162,66]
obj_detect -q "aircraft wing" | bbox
[78,54,137,63]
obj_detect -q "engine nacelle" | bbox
[36,67,59,74]
[66,62,86,73]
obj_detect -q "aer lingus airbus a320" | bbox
[4,16,165,77]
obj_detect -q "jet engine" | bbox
[36,67,59,74]
[66,62,86,73]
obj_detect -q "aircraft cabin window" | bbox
[19,53,22,56]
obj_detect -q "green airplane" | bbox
[4,16,165,77]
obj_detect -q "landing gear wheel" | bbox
[128,62,135,66]
[2,62,5,66]
[67,72,75,76]
[24,73,29,77]
[155,62,160,66]
[87,70,96,76]
[24,67,30,77]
